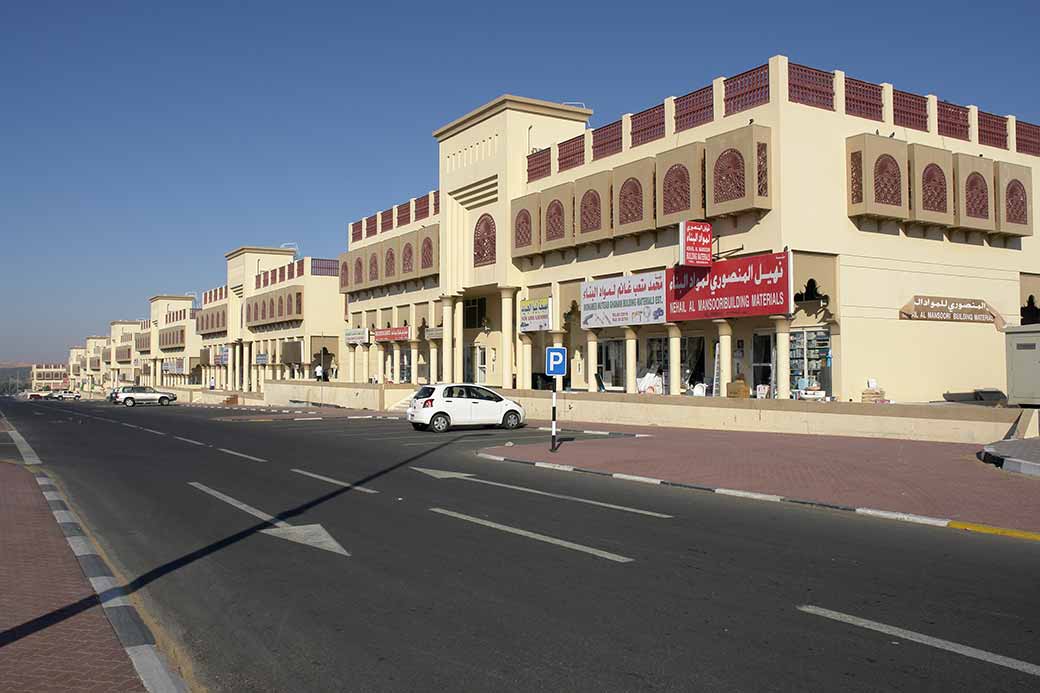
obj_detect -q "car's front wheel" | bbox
[159,397,170,406]
[502,410,522,430]
[429,413,450,433]
[123,398,135,407]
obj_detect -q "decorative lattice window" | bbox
[351,221,363,242]
[514,209,532,247]
[473,214,496,266]
[1006,180,1028,225]
[619,178,643,225]
[296,293,302,314]
[340,262,349,287]
[402,243,414,272]
[278,296,284,317]
[873,154,902,206]
[893,90,928,132]
[713,149,745,203]
[580,190,601,232]
[385,249,395,277]
[269,300,275,319]
[354,258,363,285]
[369,254,379,281]
[845,77,883,121]
[675,85,713,132]
[545,200,565,241]
[850,151,863,204]
[558,135,585,172]
[757,142,768,197]
[631,104,665,146]
[724,64,769,115]
[261,302,267,319]
[921,164,947,213]
[966,172,989,219]
[421,238,434,269]
[663,164,690,215]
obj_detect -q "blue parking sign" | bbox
[545,347,567,377]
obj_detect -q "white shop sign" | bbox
[580,272,667,328]
[344,328,370,344]
[519,297,551,332]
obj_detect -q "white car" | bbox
[53,390,81,400]
[406,384,526,433]
[114,386,177,407]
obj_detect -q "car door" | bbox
[139,386,159,403]
[440,386,473,425]
[467,386,504,424]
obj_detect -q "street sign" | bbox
[680,221,713,267]
[545,347,567,376]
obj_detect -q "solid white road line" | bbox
[121,422,141,429]
[189,482,289,527]
[290,469,379,493]
[294,417,322,421]
[797,605,1040,678]
[174,436,206,446]
[854,508,950,527]
[7,428,42,465]
[429,507,634,563]
[217,448,268,463]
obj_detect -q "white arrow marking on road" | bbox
[429,507,633,563]
[188,482,350,556]
[291,469,379,493]
[412,467,671,518]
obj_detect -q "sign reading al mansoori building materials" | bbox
[666,251,793,321]
[580,272,667,328]
[519,297,551,332]
[899,295,1005,329]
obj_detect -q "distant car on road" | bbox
[53,390,81,400]
[115,386,177,407]
[406,383,525,433]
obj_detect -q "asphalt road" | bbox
[3,397,1039,692]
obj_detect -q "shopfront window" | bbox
[752,333,774,395]
[788,327,831,397]
[400,349,412,384]
[597,340,628,389]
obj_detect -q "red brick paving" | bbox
[488,423,1040,533]
[0,464,144,692]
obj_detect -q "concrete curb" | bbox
[475,452,1040,544]
[534,426,650,438]
[978,444,1040,477]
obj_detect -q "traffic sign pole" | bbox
[551,378,557,453]
[544,346,567,453]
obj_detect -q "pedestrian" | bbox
[314,363,323,381]
[209,376,215,390]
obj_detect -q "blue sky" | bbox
[2,0,1038,361]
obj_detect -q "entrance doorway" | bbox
[752,332,775,395]
[463,345,487,384]
[596,340,628,390]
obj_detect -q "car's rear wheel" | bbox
[159,397,170,406]
[411,423,427,431]
[430,413,450,433]
[502,410,522,430]
[123,398,135,407]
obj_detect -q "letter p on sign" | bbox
[545,347,567,377]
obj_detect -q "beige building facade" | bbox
[30,363,68,392]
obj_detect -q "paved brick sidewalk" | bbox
[486,423,1040,533]
[0,463,145,692]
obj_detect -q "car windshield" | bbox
[414,386,435,399]
[468,387,501,402]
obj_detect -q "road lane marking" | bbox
[414,467,671,517]
[217,448,267,463]
[121,423,141,429]
[293,417,322,421]
[429,507,634,563]
[141,428,166,435]
[189,482,289,527]
[174,436,206,446]
[797,605,1040,677]
[291,469,378,493]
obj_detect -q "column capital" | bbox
[622,326,639,340]
[664,322,682,338]
[519,333,534,344]
[408,339,420,347]
[499,286,518,298]
[713,319,732,337]
[770,314,792,326]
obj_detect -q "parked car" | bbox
[53,390,81,400]
[107,387,125,403]
[406,384,525,433]
[115,386,177,407]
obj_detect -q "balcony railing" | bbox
[592,120,622,160]
[311,258,339,277]
[937,101,969,140]
[630,104,665,147]
[1018,120,1040,156]
[675,85,713,132]
[788,63,833,110]
[845,77,883,121]
[978,112,1007,149]
[527,149,551,182]
[725,64,769,115]
[893,90,928,131]
[557,134,585,172]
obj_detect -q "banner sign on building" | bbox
[666,251,793,322]
[580,271,667,328]
[374,326,411,342]
[680,221,713,268]
[217,347,229,365]
[344,328,370,344]
[256,353,269,365]
[424,326,444,340]
[519,297,552,332]
[898,296,1004,329]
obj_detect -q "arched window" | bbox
[713,148,745,203]
[402,243,414,273]
[269,299,275,319]
[545,201,565,241]
[663,164,690,215]
[340,262,349,287]
[278,296,284,316]
[619,177,643,225]
[421,238,434,269]
[873,154,901,206]
[473,213,496,266]
[247,304,252,322]
[385,249,396,277]
[580,190,601,233]
[369,254,379,281]
[286,295,293,315]
[261,302,266,319]
[354,258,364,285]
[514,209,532,247]
[1006,179,1027,225]
[296,293,302,314]
[966,172,988,219]
[921,163,947,213]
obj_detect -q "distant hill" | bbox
[0,361,33,369]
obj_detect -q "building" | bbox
[338,55,1038,403]
[82,336,109,393]
[108,320,142,387]
[30,363,68,392]
[68,346,85,390]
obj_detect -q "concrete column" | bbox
[428,340,438,384]
[409,340,419,385]
[623,327,638,394]
[360,344,370,383]
[375,344,384,383]
[519,334,533,390]
[453,297,463,381]
[550,329,565,390]
[585,330,598,393]
[714,319,732,397]
[230,345,237,390]
[772,316,791,400]
[666,323,682,395]
[441,299,454,383]
[347,344,356,383]
[392,342,401,383]
[500,288,514,389]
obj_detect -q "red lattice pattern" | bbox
[558,134,585,171]
[311,258,339,276]
[397,202,411,225]
[977,112,1007,149]
[631,104,665,147]
[528,149,550,181]
[937,102,969,141]
[873,154,902,206]
[434,190,439,214]
[592,120,622,160]
[351,221,363,242]
[893,90,928,132]
[663,164,690,215]
[381,208,394,232]
[402,242,414,273]
[965,172,989,219]
[385,249,396,277]
[545,200,565,240]
[850,151,863,204]
[369,254,378,281]
[1006,180,1028,225]
[713,149,745,203]
[845,77,883,121]
[921,163,948,213]
[366,215,377,237]
[675,85,713,132]
[354,258,363,285]
[514,209,532,247]
[580,190,601,232]
[473,214,496,266]
[340,262,349,288]
[421,238,434,269]
[757,142,768,197]
[1017,120,1040,156]
[725,64,769,116]
[788,63,834,110]
[414,195,430,220]
[618,178,643,225]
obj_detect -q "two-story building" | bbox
[30,363,68,392]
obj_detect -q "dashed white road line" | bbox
[174,436,206,446]
[290,469,379,493]
[217,448,267,463]
[797,605,1040,677]
[140,428,166,436]
[294,417,322,421]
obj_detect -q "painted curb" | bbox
[979,444,1040,478]
[535,426,647,438]
[474,452,1040,544]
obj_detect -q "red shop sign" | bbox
[373,326,412,342]
[666,251,792,321]
[680,221,713,267]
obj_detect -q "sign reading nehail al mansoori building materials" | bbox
[899,296,996,324]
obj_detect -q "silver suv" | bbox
[115,386,177,407]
